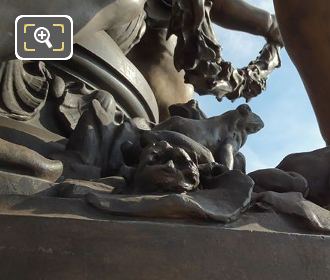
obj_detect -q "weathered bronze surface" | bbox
[0,3,329,273]
[277,147,330,207]
[273,0,330,145]
[0,207,329,280]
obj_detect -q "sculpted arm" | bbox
[210,0,282,45]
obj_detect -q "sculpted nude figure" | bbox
[0,0,278,180]
[0,0,282,121]
[128,0,283,120]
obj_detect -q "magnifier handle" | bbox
[45,40,53,49]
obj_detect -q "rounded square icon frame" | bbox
[15,15,73,61]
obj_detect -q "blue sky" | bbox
[196,0,325,172]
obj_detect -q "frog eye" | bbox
[237,104,251,116]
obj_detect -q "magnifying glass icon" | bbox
[34,27,53,49]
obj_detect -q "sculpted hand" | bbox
[266,15,284,47]
[92,99,114,126]
[91,90,118,126]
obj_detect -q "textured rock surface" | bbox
[253,191,330,233]
[277,147,330,206]
[0,171,55,196]
[56,179,117,198]
[249,168,308,195]
[87,170,254,223]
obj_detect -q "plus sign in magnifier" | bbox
[16,15,73,60]
[34,27,53,49]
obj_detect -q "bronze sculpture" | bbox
[0,0,329,236]
[273,0,330,145]
[1,0,282,120]
[277,147,330,207]
[129,0,283,119]
[153,104,264,169]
